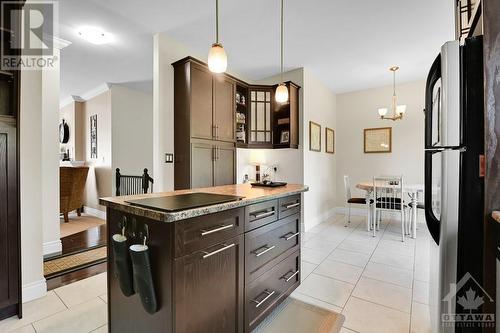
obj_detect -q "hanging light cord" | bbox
[215,0,219,44]
[280,0,284,83]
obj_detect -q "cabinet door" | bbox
[191,142,214,189]
[214,144,235,186]
[249,88,272,145]
[289,84,299,147]
[0,122,19,315]
[174,235,244,333]
[214,77,235,142]
[190,64,214,140]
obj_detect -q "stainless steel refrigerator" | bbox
[424,36,487,333]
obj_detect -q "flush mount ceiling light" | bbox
[275,0,288,103]
[378,66,406,121]
[208,0,227,73]
[77,26,112,45]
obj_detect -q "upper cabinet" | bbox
[456,0,482,41]
[273,82,300,149]
[214,76,236,142]
[248,86,273,148]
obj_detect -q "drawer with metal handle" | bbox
[245,250,300,331]
[174,207,244,257]
[245,199,278,231]
[278,194,301,219]
[245,213,300,283]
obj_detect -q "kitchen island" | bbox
[99,183,308,333]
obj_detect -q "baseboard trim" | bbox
[335,206,368,217]
[22,279,47,303]
[83,206,106,220]
[43,240,62,257]
[304,207,337,232]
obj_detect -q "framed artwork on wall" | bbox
[325,127,334,154]
[90,114,98,159]
[280,130,290,143]
[364,127,392,153]
[309,121,321,152]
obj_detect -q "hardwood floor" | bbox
[45,224,108,290]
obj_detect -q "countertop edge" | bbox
[99,185,309,223]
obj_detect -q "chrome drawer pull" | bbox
[284,202,300,209]
[251,210,275,219]
[200,224,234,236]
[281,232,300,241]
[281,270,300,282]
[251,290,276,308]
[202,243,235,259]
[253,245,276,257]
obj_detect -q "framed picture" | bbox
[309,121,321,152]
[90,114,98,158]
[280,130,290,143]
[364,127,392,153]
[325,127,335,154]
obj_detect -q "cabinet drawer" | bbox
[245,251,300,332]
[174,208,244,257]
[245,213,300,283]
[278,194,301,219]
[245,200,278,231]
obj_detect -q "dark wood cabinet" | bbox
[173,58,236,190]
[273,82,300,149]
[248,87,273,147]
[174,235,244,333]
[105,192,303,333]
[0,4,21,320]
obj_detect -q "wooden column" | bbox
[482,0,500,330]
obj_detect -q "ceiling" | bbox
[58,0,455,103]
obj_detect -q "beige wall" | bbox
[302,69,337,229]
[335,80,426,207]
[82,91,112,211]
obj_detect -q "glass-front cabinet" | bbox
[248,87,273,147]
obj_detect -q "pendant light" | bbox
[275,0,289,103]
[378,66,406,121]
[208,0,227,73]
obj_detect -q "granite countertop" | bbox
[492,211,500,223]
[99,183,309,223]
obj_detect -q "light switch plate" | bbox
[165,153,174,163]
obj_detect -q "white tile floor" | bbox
[0,213,432,333]
[290,213,432,333]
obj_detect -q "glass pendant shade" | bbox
[208,43,227,73]
[275,83,289,103]
[378,108,388,117]
[396,105,407,115]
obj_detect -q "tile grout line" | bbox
[407,224,418,333]
[53,289,70,309]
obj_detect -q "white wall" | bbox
[20,69,47,302]
[41,47,62,257]
[111,85,153,184]
[302,69,337,230]
[335,80,426,207]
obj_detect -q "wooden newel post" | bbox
[116,168,121,196]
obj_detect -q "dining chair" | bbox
[408,191,425,231]
[373,176,408,241]
[343,175,369,227]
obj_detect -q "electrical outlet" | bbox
[165,153,174,163]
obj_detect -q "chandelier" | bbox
[378,66,406,121]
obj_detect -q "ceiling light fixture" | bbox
[208,0,227,73]
[378,66,406,121]
[275,0,288,103]
[77,26,112,45]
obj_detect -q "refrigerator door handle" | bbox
[425,54,441,149]
[425,151,441,245]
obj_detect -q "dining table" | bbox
[356,181,424,238]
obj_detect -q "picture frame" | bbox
[280,130,290,143]
[325,127,335,154]
[364,127,392,153]
[309,121,321,152]
[90,114,98,159]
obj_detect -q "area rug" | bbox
[44,246,107,278]
[60,213,106,238]
[253,298,345,333]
